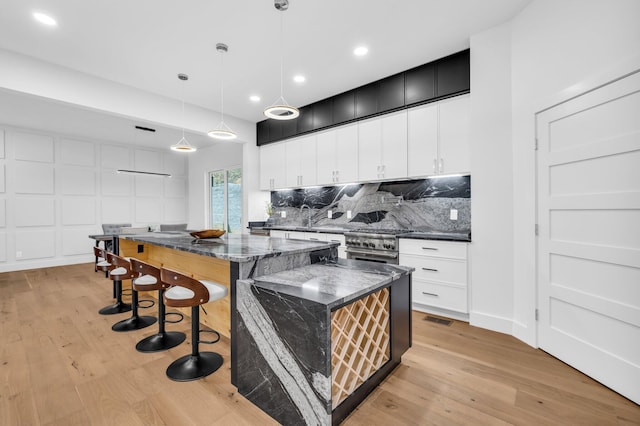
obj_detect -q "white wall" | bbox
[187,142,244,230]
[0,124,188,272]
[469,0,640,345]
[469,22,514,334]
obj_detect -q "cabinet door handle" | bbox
[421,247,438,251]
[433,159,437,174]
[422,267,439,272]
[422,292,439,297]
[335,170,339,182]
[439,158,444,173]
[309,238,319,241]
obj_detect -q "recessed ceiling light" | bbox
[250,95,261,102]
[33,12,57,26]
[354,46,368,56]
[293,75,306,83]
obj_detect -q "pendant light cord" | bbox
[279,11,284,100]
[220,49,225,121]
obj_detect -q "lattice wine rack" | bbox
[330,287,390,408]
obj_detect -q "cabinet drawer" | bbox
[399,238,467,259]
[413,280,468,313]
[400,254,467,285]
[324,233,345,247]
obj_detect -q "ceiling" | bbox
[0,0,532,146]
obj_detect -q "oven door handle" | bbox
[345,248,399,259]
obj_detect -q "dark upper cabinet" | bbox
[256,49,470,145]
[355,83,378,118]
[268,119,283,142]
[281,118,297,139]
[257,120,269,146]
[436,49,470,97]
[405,62,436,106]
[332,90,355,125]
[377,73,405,112]
[313,99,333,130]
[296,105,314,134]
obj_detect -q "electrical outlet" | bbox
[328,210,332,219]
[347,210,352,219]
[280,211,286,218]
[16,251,23,258]
[450,209,458,220]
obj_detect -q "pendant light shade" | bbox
[264,0,299,121]
[208,43,237,140]
[171,73,197,152]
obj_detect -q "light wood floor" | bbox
[1,264,638,425]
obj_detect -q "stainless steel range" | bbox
[344,229,409,264]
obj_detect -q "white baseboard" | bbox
[0,256,93,273]
[512,319,537,348]
[469,310,513,335]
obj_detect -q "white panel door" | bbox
[536,70,640,404]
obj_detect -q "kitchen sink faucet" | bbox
[300,204,312,228]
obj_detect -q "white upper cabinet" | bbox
[438,94,470,174]
[408,94,470,177]
[285,135,317,187]
[317,124,359,185]
[407,102,438,176]
[358,110,408,181]
[259,142,286,190]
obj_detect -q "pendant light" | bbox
[208,43,237,140]
[171,73,197,152]
[263,0,299,120]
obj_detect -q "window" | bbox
[209,167,242,233]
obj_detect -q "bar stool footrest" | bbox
[166,352,223,382]
[199,329,220,345]
[112,315,157,332]
[138,299,155,309]
[136,331,186,353]
[165,312,184,324]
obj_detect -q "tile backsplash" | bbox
[269,175,470,234]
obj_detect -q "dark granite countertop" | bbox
[250,258,414,308]
[120,232,338,263]
[252,225,471,242]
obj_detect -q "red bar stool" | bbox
[161,267,228,382]
[107,253,157,332]
[95,248,132,315]
[130,258,186,352]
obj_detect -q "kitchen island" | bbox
[117,233,413,424]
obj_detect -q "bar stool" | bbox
[96,249,132,315]
[107,253,157,331]
[161,267,228,382]
[130,258,186,352]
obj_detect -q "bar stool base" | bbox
[166,352,223,382]
[98,302,132,315]
[136,332,186,353]
[112,315,157,332]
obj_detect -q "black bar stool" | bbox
[161,267,228,382]
[130,258,186,352]
[107,253,157,331]
[96,248,132,315]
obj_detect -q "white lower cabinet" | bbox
[399,238,468,318]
